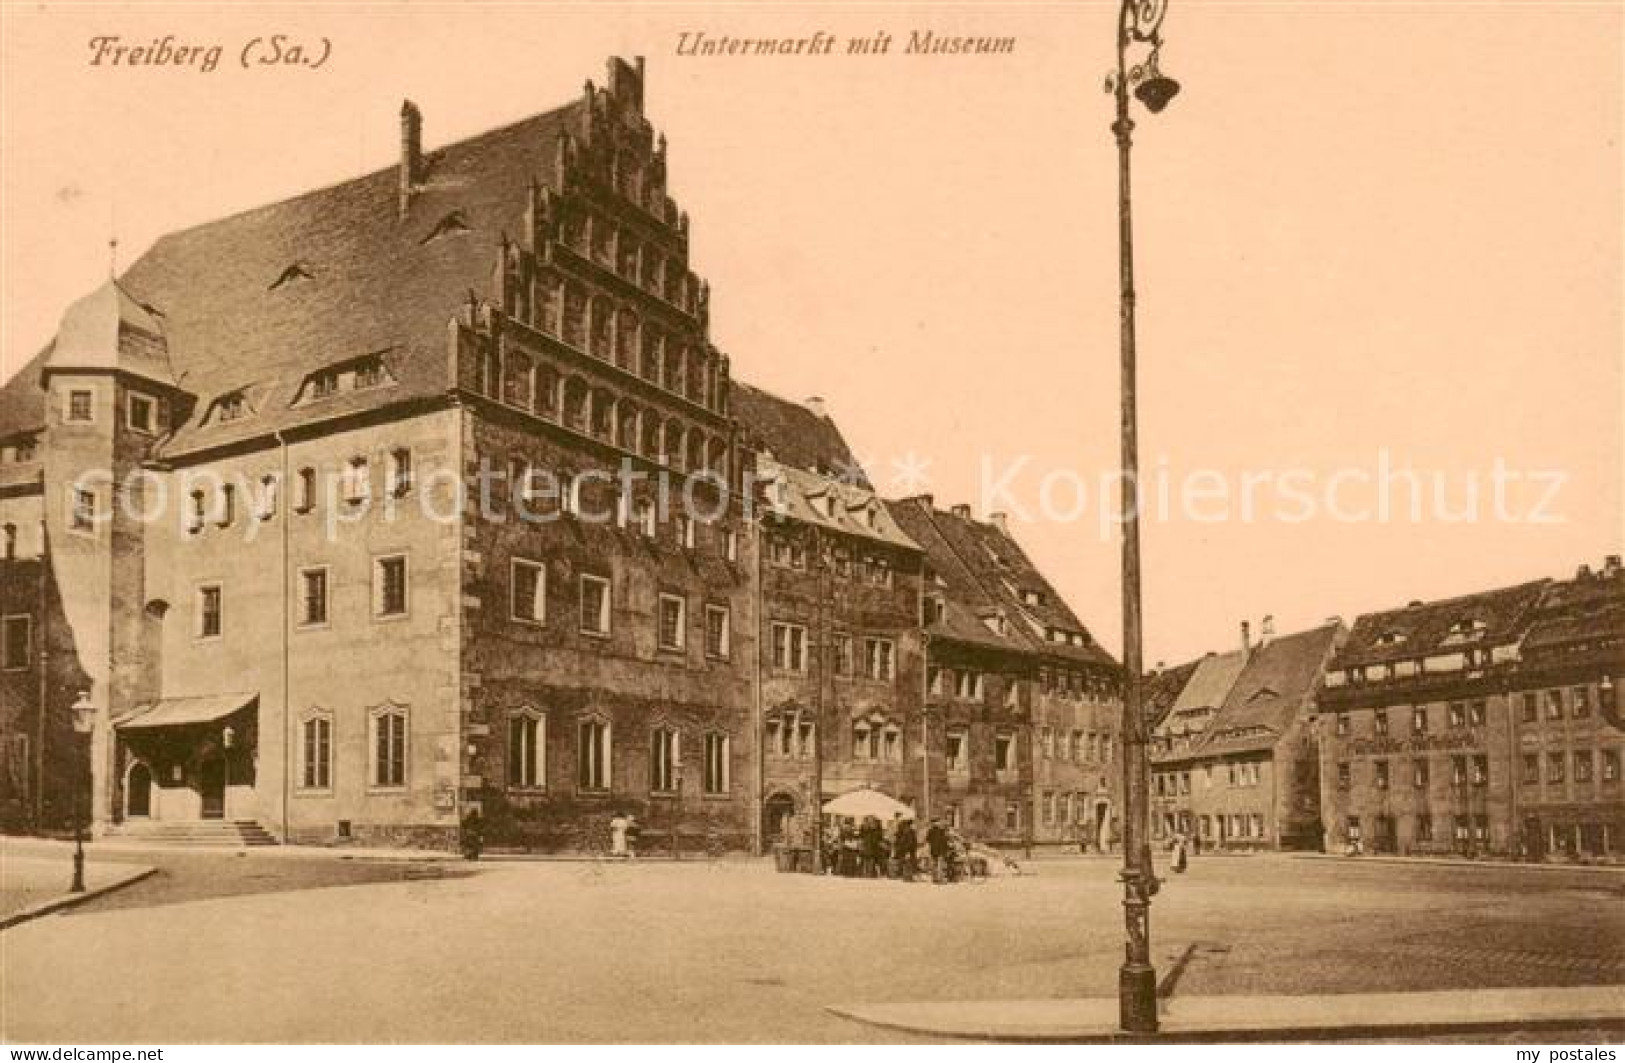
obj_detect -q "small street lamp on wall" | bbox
[69,691,96,894]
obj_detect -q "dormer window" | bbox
[310,372,340,399]
[355,360,386,389]
[126,393,156,433]
[1442,618,1488,645]
[1022,589,1043,607]
[214,393,247,423]
[420,209,472,244]
[1375,630,1408,647]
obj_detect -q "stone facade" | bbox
[1316,561,1623,861]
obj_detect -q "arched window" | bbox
[535,364,560,417]
[589,390,614,439]
[685,430,706,473]
[617,403,640,452]
[666,422,687,470]
[577,716,611,792]
[640,416,662,459]
[663,342,682,392]
[562,377,589,432]
[508,709,546,790]
[615,308,638,369]
[538,274,562,336]
[649,725,678,793]
[640,328,662,382]
[686,349,704,403]
[300,711,333,790]
[563,284,587,348]
[368,703,408,789]
[504,351,533,409]
[706,438,728,479]
[589,298,612,359]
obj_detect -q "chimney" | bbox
[1577,563,1593,580]
[989,512,1009,535]
[1605,555,1622,577]
[1240,620,1251,652]
[950,504,972,519]
[804,396,827,418]
[1261,614,1275,642]
[399,100,423,219]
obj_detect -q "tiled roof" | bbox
[733,382,868,488]
[2,101,582,453]
[1196,622,1343,757]
[1167,650,1248,715]
[883,497,1117,671]
[1523,567,1625,658]
[885,497,1026,655]
[1332,580,1548,670]
[1142,658,1202,727]
[758,456,916,550]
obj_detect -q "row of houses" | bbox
[0,57,1124,852]
[1147,560,1623,861]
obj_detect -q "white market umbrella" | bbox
[821,788,916,821]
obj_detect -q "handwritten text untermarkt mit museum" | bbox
[675,30,1017,57]
[86,35,332,73]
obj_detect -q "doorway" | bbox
[126,762,152,818]
[199,758,225,819]
[764,793,796,844]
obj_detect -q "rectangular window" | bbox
[995,731,1014,772]
[299,568,328,627]
[388,448,413,496]
[578,718,610,791]
[374,556,408,617]
[1572,687,1591,718]
[66,389,93,422]
[1412,758,1429,789]
[580,574,611,635]
[295,468,317,513]
[1,615,31,671]
[1374,760,1390,790]
[127,393,155,433]
[1471,755,1489,787]
[771,622,807,672]
[1469,700,1487,726]
[1574,751,1593,783]
[678,516,696,550]
[1448,702,1466,728]
[1412,707,1428,734]
[1546,689,1564,720]
[255,475,279,521]
[956,670,982,700]
[300,717,332,790]
[343,458,370,505]
[1546,751,1565,783]
[704,604,731,659]
[657,593,686,651]
[1416,814,1434,843]
[197,585,222,638]
[723,529,738,563]
[511,559,546,624]
[946,728,968,772]
[1251,814,1265,839]
[70,487,96,533]
[864,638,895,681]
[1522,753,1540,784]
[833,633,855,677]
[216,484,235,527]
[649,727,678,793]
[1337,762,1351,790]
[1602,750,1619,783]
[372,710,407,788]
[509,714,545,789]
[1450,755,1467,787]
[1521,692,1538,723]
[703,733,730,795]
[1335,713,1349,736]
[1346,816,1362,842]
[1373,710,1389,736]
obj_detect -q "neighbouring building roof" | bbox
[1331,580,1549,671]
[1142,658,1202,727]
[1196,622,1343,757]
[885,496,1028,655]
[732,382,868,488]
[114,692,258,730]
[1521,561,1625,660]
[1167,650,1249,716]
[758,456,915,550]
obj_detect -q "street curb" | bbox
[1291,853,1625,875]
[826,986,1625,1043]
[0,865,158,932]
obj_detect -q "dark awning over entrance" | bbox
[115,693,257,730]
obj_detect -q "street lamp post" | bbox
[1105,0,1180,1035]
[69,691,96,894]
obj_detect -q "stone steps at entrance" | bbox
[110,820,279,847]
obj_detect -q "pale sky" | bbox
[2,2,1620,665]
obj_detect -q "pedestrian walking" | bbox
[1172,833,1188,874]
[925,818,950,884]
[893,816,918,881]
[609,811,633,858]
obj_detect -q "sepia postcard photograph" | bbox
[0,0,1621,1052]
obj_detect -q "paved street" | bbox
[3,847,1621,1043]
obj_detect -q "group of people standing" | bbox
[821,815,1010,883]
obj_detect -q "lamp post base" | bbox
[70,842,86,894]
[1119,963,1159,1033]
